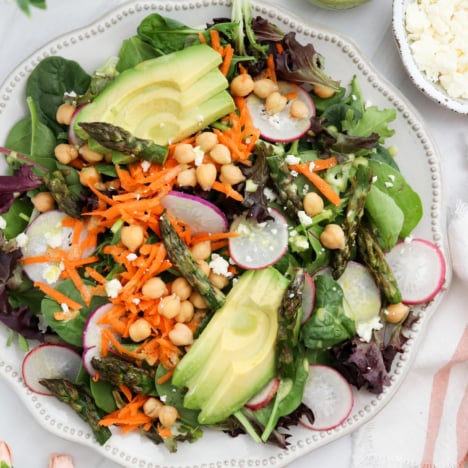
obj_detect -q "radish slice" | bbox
[161,191,228,234]
[228,207,288,270]
[82,303,113,376]
[245,377,280,410]
[301,272,315,324]
[336,261,381,324]
[385,238,446,305]
[300,364,354,431]
[68,104,87,146]
[22,344,82,395]
[21,210,95,284]
[246,81,315,143]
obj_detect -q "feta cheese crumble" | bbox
[405,0,468,99]
[356,316,383,343]
[105,278,123,298]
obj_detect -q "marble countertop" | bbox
[0,0,466,466]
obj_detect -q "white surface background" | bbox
[0,0,466,467]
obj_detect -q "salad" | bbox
[0,0,446,455]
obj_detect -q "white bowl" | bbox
[392,0,468,114]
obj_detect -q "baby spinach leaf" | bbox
[26,56,91,136]
[368,159,422,238]
[365,184,404,250]
[117,36,158,72]
[302,274,355,350]
[41,279,108,347]
[90,379,117,413]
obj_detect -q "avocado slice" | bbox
[172,268,290,424]
[74,44,235,146]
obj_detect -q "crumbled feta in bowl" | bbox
[392,0,468,114]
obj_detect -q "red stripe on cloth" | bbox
[421,324,468,466]
[456,381,468,466]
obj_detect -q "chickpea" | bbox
[176,300,195,323]
[290,99,310,119]
[253,78,279,99]
[190,290,208,309]
[209,271,229,289]
[171,277,192,301]
[190,240,211,261]
[54,143,78,165]
[177,168,197,187]
[303,192,324,217]
[195,131,218,152]
[143,397,164,419]
[129,318,152,342]
[313,84,336,99]
[168,322,194,347]
[158,405,179,428]
[56,103,76,125]
[142,277,167,299]
[158,294,181,319]
[173,143,196,164]
[121,224,145,251]
[209,144,231,165]
[219,164,245,185]
[79,143,104,163]
[384,302,410,324]
[79,167,101,187]
[320,224,346,250]
[196,259,211,276]
[265,91,287,115]
[31,192,55,212]
[196,163,217,190]
[230,73,254,97]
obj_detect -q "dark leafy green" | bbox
[25,56,91,136]
[302,274,356,349]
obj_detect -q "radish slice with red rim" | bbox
[161,191,228,234]
[228,207,288,270]
[246,81,315,143]
[301,272,315,324]
[385,238,446,305]
[21,210,95,284]
[22,343,82,395]
[82,303,113,376]
[68,104,87,147]
[300,364,354,431]
[245,377,280,410]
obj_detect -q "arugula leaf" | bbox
[301,274,355,349]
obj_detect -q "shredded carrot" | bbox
[220,43,234,76]
[156,368,174,385]
[284,92,298,101]
[198,31,207,44]
[290,163,341,206]
[211,180,244,201]
[157,426,173,438]
[209,29,222,53]
[275,43,284,54]
[293,157,339,172]
[191,230,239,245]
[263,54,277,83]
[34,282,83,311]
[53,309,80,321]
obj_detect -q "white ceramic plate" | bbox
[392,0,468,114]
[0,1,451,467]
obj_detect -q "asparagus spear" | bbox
[159,212,225,311]
[357,225,402,304]
[78,122,169,165]
[43,170,82,219]
[276,268,304,379]
[90,355,156,395]
[266,153,303,220]
[38,378,111,445]
[331,164,372,279]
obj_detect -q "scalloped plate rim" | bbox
[0,0,452,466]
